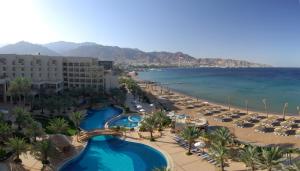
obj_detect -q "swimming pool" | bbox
[109,115,142,128]
[80,107,123,131]
[60,107,168,171]
[60,136,167,171]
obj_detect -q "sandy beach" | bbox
[136,79,300,148]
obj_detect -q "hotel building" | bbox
[0,54,118,102]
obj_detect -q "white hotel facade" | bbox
[0,54,119,102]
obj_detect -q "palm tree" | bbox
[262,98,269,118]
[180,126,201,155]
[12,107,31,130]
[47,118,69,134]
[212,127,234,146]
[0,122,12,142]
[140,116,157,141]
[154,111,171,135]
[282,103,288,121]
[258,147,284,171]
[6,137,27,163]
[240,146,260,171]
[70,111,86,141]
[282,160,300,171]
[31,139,53,169]
[209,141,228,171]
[25,120,44,142]
[8,77,31,105]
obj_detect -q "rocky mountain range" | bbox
[0,41,270,67]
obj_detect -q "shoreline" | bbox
[135,75,289,118]
[134,75,300,148]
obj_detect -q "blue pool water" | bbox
[110,115,142,128]
[60,136,167,171]
[80,107,123,131]
[139,68,300,114]
[60,107,167,171]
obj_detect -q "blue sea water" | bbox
[138,68,300,114]
[60,107,167,171]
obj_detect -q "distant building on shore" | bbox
[0,54,119,102]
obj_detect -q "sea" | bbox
[138,68,300,115]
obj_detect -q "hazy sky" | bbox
[0,0,300,66]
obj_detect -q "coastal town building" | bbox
[0,54,119,102]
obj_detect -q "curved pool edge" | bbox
[56,141,88,171]
[124,137,174,171]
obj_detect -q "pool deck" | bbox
[125,129,246,171]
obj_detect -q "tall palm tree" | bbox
[47,118,69,134]
[6,137,27,163]
[209,141,228,171]
[262,99,269,118]
[212,127,234,146]
[31,139,53,169]
[154,111,171,134]
[8,77,31,105]
[70,111,86,141]
[180,126,201,155]
[240,146,260,171]
[282,103,288,121]
[140,116,157,141]
[258,147,284,171]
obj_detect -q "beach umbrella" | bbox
[194,141,205,148]
[139,109,146,112]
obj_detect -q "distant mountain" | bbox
[44,41,97,54]
[0,41,270,67]
[0,41,59,56]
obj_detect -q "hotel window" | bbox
[39,73,42,77]
[12,73,15,77]
[39,68,41,71]
[21,67,24,71]
[2,67,5,71]
[12,67,15,71]
[21,73,24,77]
[31,73,33,78]
[0,58,6,65]
[68,63,73,66]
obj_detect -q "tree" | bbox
[209,141,228,171]
[0,122,12,142]
[282,103,288,121]
[211,127,234,146]
[12,107,31,130]
[31,139,53,169]
[154,111,171,134]
[6,137,27,163]
[258,147,284,171]
[240,146,260,171]
[47,118,69,134]
[140,116,157,141]
[262,98,269,118]
[180,126,201,155]
[24,120,45,142]
[8,77,31,105]
[70,111,86,141]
